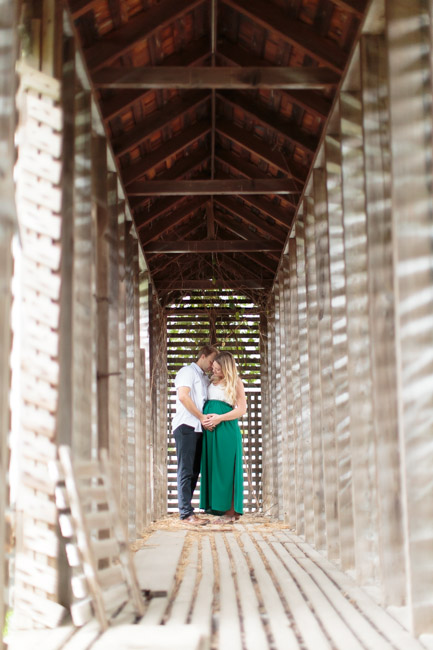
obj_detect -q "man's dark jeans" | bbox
[174,424,203,519]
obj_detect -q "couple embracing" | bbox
[172,345,246,526]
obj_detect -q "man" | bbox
[172,345,218,525]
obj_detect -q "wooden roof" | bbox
[68,0,368,302]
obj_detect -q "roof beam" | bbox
[112,91,210,157]
[142,240,282,253]
[127,178,300,196]
[215,196,288,241]
[217,253,274,280]
[154,279,272,289]
[84,0,206,72]
[122,121,210,185]
[138,197,208,240]
[134,196,187,228]
[221,0,347,73]
[130,151,210,212]
[217,40,332,120]
[218,90,318,154]
[100,37,210,122]
[239,194,295,228]
[213,210,259,241]
[69,0,99,19]
[93,66,340,89]
[216,119,308,182]
[243,252,279,274]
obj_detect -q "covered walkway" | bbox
[1,0,433,649]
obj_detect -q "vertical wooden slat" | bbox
[259,311,273,515]
[118,211,128,528]
[272,278,283,518]
[324,133,354,571]
[72,89,94,459]
[361,32,404,605]
[0,0,17,641]
[387,0,433,633]
[140,271,152,525]
[296,215,314,543]
[304,196,326,550]
[93,134,109,452]
[313,168,339,561]
[289,236,304,535]
[340,90,378,584]
[277,262,292,525]
[125,228,137,536]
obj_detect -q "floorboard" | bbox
[9,518,428,650]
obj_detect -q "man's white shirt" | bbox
[172,363,210,432]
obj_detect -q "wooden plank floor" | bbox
[8,518,429,650]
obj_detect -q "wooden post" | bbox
[361,32,405,605]
[289,237,304,534]
[139,269,152,525]
[118,210,129,528]
[72,89,95,459]
[387,0,433,633]
[259,311,273,515]
[340,89,378,584]
[296,215,314,543]
[313,168,340,561]
[324,133,354,571]
[304,195,326,550]
[272,278,283,518]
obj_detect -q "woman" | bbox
[200,351,247,523]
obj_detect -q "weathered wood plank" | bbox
[324,133,354,571]
[126,178,299,196]
[214,534,242,650]
[313,168,340,560]
[340,90,378,584]
[387,0,433,634]
[361,33,405,604]
[133,531,187,595]
[142,241,282,253]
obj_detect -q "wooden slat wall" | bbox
[11,5,157,626]
[0,0,17,641]
[262,0,433,636]
[166,291,263,514]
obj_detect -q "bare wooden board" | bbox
[133,531,187,595]
[214,533,242,650]
[166,540,198,624]
[91,624,205,649]
[7,626,76,650]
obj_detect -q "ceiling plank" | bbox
[127,178,300,196]
[216,119,308,182]
[112,91,210,157]
[155,279,272,289]
[84,0,207,72]
[215,196,288,241]
[139,197,208,241]
[122,121,210,185]
[142,240,282,253]
[217,40,333,119]
[218,90,318,154]
[93,65,340,89]
[221,0,347,73]
[100,36,210,122]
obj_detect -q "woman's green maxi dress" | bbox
[199,399,244,514]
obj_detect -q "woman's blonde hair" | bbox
[212,352,239,406]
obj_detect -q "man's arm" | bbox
[178,386,207,424]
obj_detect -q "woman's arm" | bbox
[205,379,247,426]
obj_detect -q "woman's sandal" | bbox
[216,514,239,524]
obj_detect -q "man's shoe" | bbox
[181,514,208,526]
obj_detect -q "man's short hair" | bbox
[196,345,218,360]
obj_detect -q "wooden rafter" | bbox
[138,197,208,241]
[217,252,274,280]
[155,279,272,289]
[215,196,288,241]
[69,0,99,19]
[134,196,187,228]
[122,122,210,185]
[93,66,340,89]
[239,194,295,228]
[142,240,282,253]
[243,252,279,274]
[218,91,318,154]
[100,37,211,122]
[112,91,210,157]
[84,0,207,71]
[216,119,308,182]
[221,0,347,73]
[217,40,333,120]
[213,209,259,241]
[129,153,211,212]
[127,178,301,196]
[331,0,367,17]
